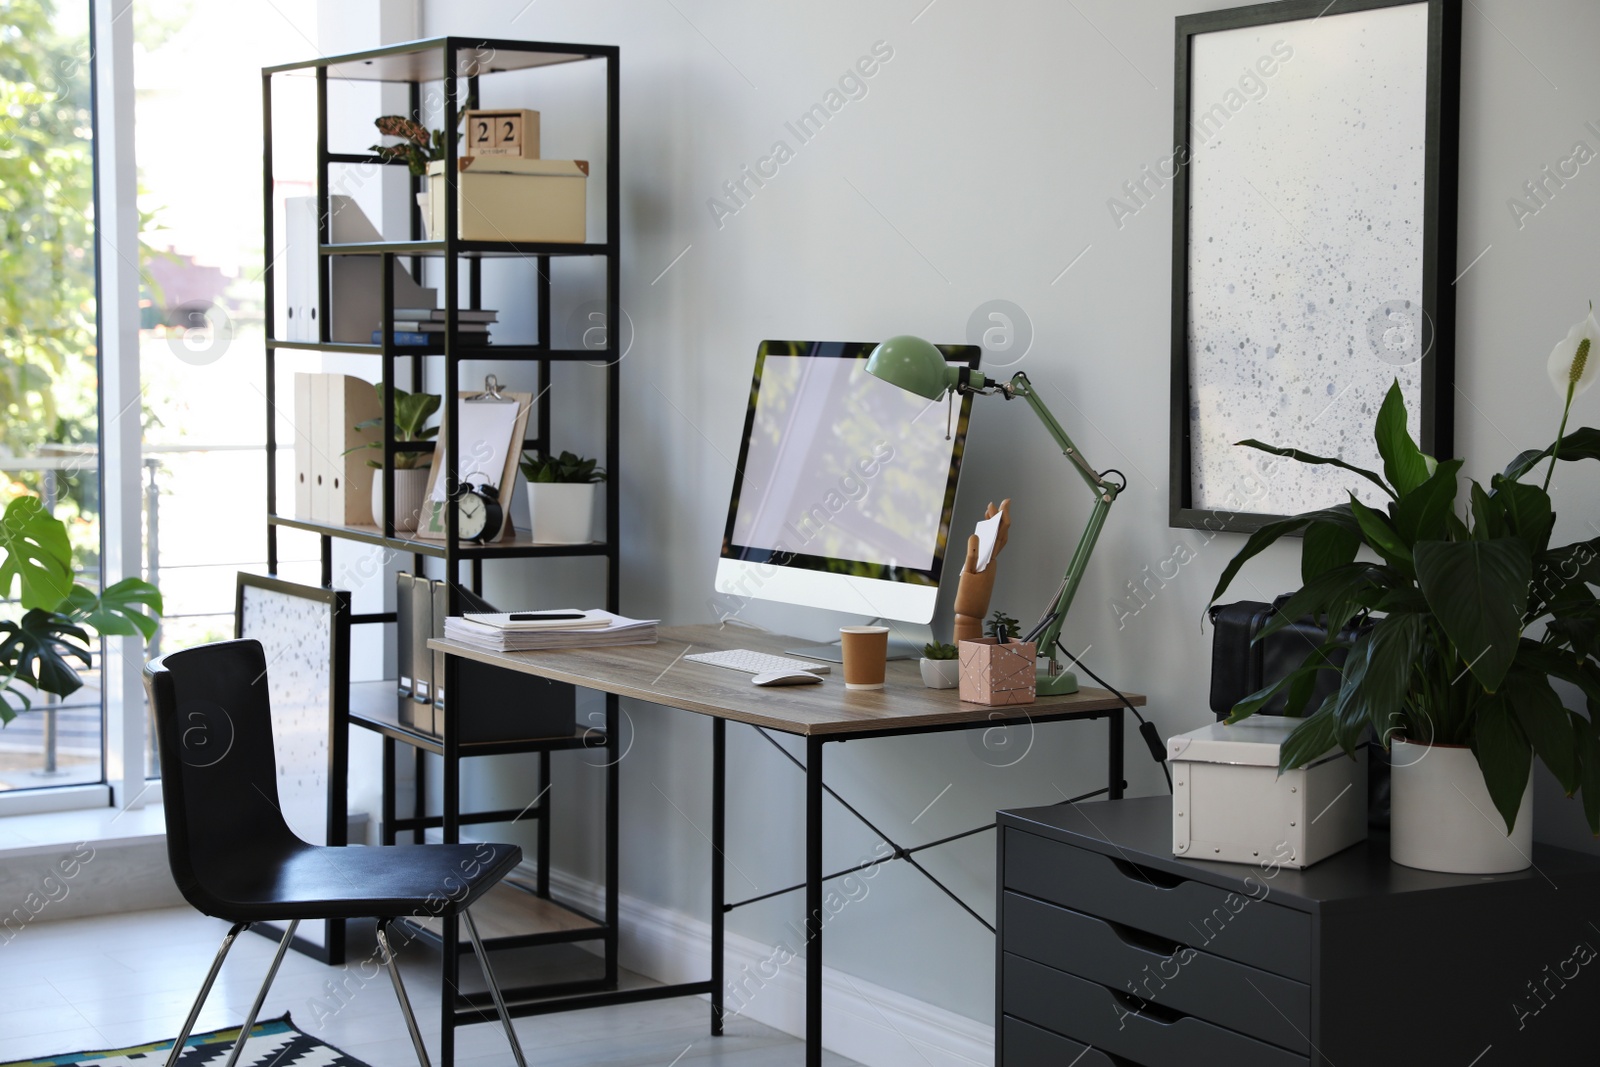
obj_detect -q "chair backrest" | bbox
[144,639,302,914]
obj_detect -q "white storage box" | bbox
[1169,717,1367,869]
[428,158,588,243]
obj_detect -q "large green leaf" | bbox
[1518,638,1600,713]
[0,609,92,699]
[1415,539,1532,692]
[1503,427,1600,482]
[1469,482,1507,541]
[1235,440,1395,499]
[1490,476,1555,554]
[1505,665,1579,793]
[1374,380,1431,496]
[0,681,32,726]
[1302,521,1361,584]
[64,579,163,639]
[1324,613,1422,756]
[1349,495,1413,570]
[1225,639,1347,723]
[0,497,74,610]
[1258,563,1382,642]
[1472,693,1533,833]
[1392,459,1463,545]
[1278,696,1342,773]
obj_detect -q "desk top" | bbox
[431,623,1143,738]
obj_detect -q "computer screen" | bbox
[716,340,978,624]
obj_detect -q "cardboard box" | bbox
[1169,717,1367,869]
[428,158,588,243]
[464,109,540,159]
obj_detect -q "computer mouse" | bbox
[751,670,825,687]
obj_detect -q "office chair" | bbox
[144,639,528,1067]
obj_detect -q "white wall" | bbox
[375,0,1600,1032]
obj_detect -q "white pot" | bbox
[1390,740,1532,874]
[526,481,598,544]
[920,658,960,689]
[415,191,433,239]
[371,467,430,533]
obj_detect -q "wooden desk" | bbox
[432,624,1145,1067]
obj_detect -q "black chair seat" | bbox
[189,840,522,922]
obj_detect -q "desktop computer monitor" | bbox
[715,339,980,626]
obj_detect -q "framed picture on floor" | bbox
[1169,0,1461,532]
[235,571,352,964]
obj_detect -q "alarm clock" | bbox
[457,482,503,543]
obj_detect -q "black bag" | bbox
[1208,597,1390,827]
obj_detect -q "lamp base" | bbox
[1036,669,1080,696]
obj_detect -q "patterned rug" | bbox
[2,1015,374,1067]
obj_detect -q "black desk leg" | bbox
[537,749,552,898]
[441,653,461,1066]
[711,717,726,1035]
[605,692,620,988]
[805,736,824,1067]
[1109,709,1125,801]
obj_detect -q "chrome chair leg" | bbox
[462,907,529,1067]
[165,921,249,1067]
[222,920,299,1067]
[377,919,432,1067]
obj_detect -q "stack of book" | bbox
[374,307,497,347]
[443,608,658,652]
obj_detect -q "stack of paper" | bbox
[443,609,658,652]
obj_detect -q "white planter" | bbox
[919,658,960,689]
[526,481,598,544]
[1390,740,1532,874]
[415,192,433,239]
[371,467,430,533]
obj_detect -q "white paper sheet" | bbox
[974,511,1003,572]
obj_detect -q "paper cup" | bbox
[840,626,890,690]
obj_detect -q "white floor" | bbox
[0,906,859,1067]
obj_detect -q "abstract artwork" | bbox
[1170,0,1459,531]
[236,572,351,962]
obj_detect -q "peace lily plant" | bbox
[1211,305,1600,871]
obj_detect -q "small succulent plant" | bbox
[922,641,958,661]
[986,610,1022,645]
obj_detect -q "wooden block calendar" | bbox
[464,109,540,159]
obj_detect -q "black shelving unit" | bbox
[262,37,621,1062]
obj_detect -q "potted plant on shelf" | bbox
[520,450,605,544]
[369,108,468,238]
[958,610,1037,706]
[347,385,440,533]
[920,641,960,689]
[1211,308,1600,874]
[0,497,162,723]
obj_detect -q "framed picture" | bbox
[1169,0,1461,532]
[235,572,352,964]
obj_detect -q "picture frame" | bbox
[234,571,353,964]
[1169,0,1461,532]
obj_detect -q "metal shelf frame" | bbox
[262,35,622,1064]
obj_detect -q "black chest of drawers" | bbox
[997,796,1600,1066]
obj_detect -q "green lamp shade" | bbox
[865,335,960,400]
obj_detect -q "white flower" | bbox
[1548,308,1599,400]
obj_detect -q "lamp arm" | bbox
[997,373,1122,661]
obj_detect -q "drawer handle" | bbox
[1105,917,1186,957]
[1109,987,1184,1026]
[1109,856,1187,890]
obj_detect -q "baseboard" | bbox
[531,862,995,1067]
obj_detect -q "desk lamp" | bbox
[865,335,1124,695]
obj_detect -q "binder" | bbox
[396,571,414,697]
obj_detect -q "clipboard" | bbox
[416,376,532,541]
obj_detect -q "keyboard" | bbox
[684,649,831,676]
